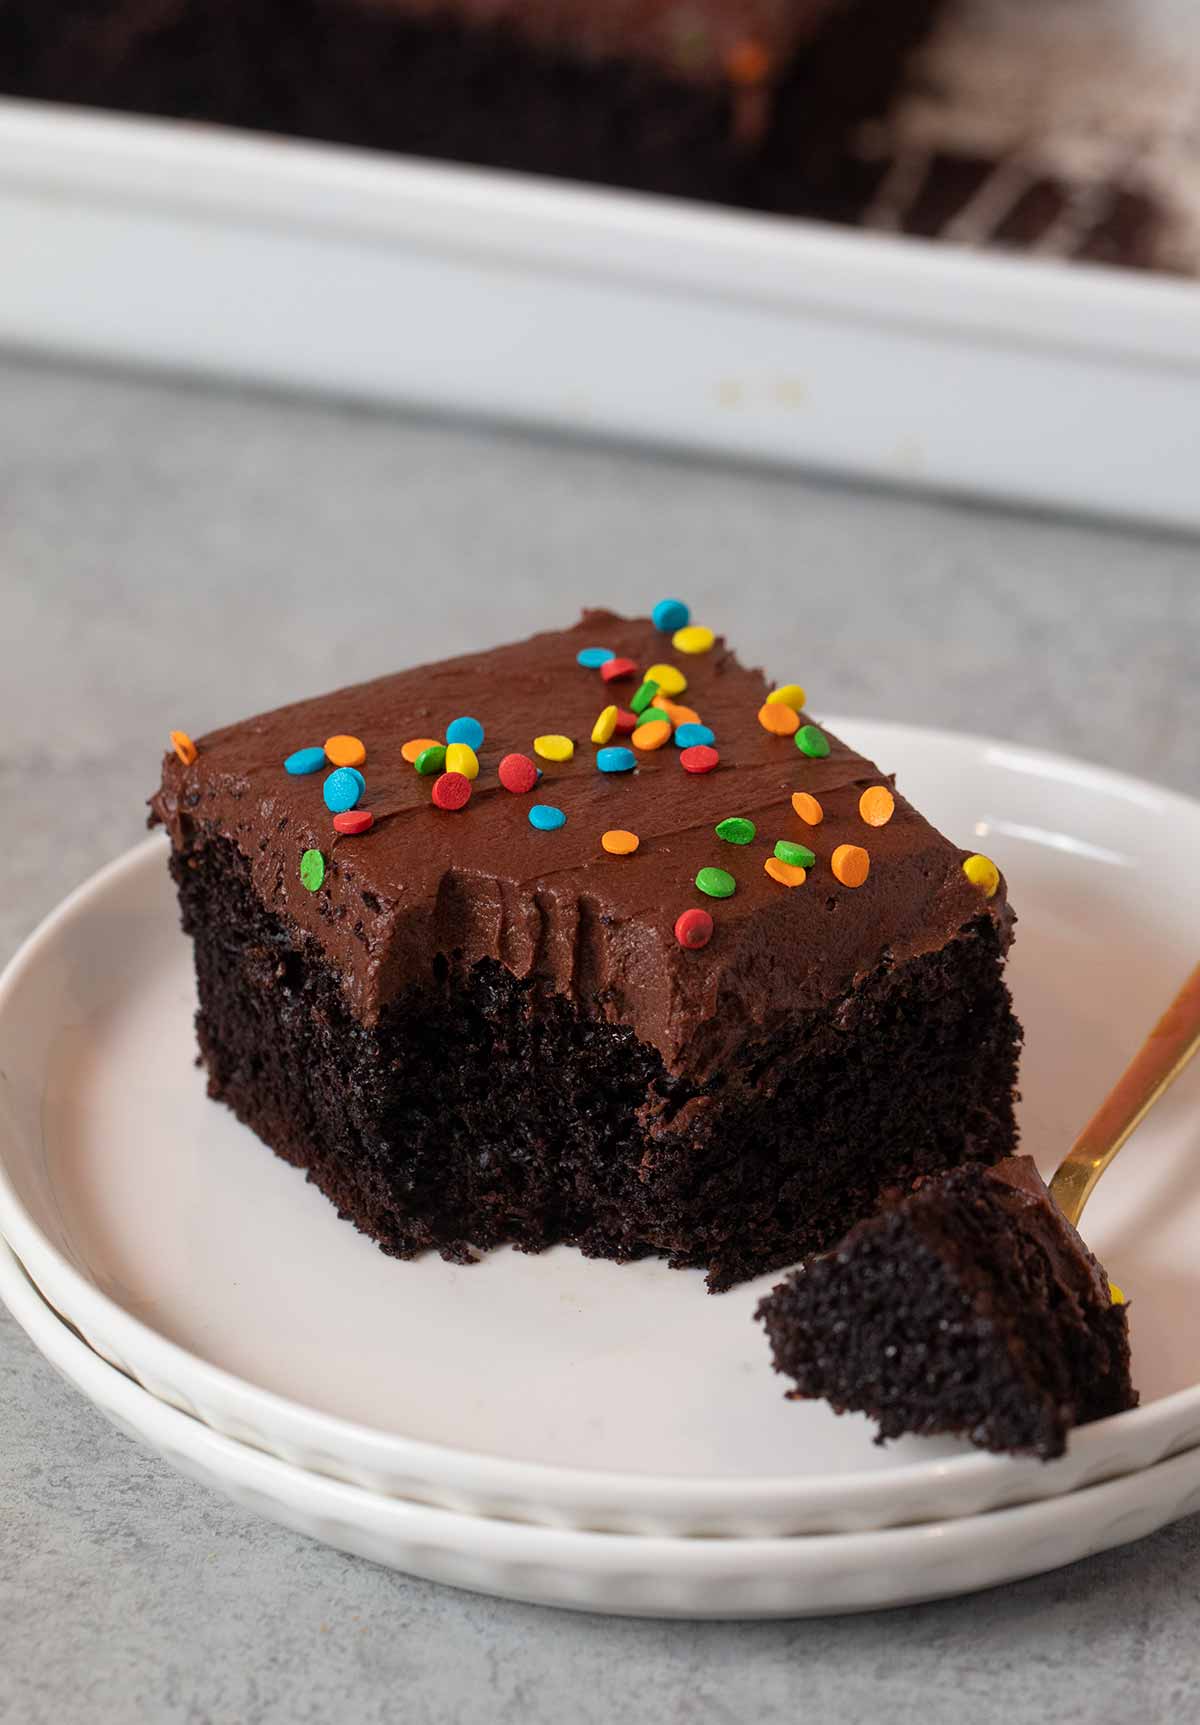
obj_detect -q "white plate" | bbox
[2,99,1200,528]
[6,1239,1200,1620]
[2,719,1200,1539]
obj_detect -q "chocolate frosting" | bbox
[981,1155,1114,1308]
[150,609,1009,1080]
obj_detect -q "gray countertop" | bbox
[2,354,1199,1725]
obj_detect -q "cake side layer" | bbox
[174,831,1020,1288]
[152,610,1010,1082]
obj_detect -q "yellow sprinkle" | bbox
[963,853,1000,899]
[766,684,806,711]
[764,856,806,888]
[534,734,574,763]
[402,737,439,764]
[672,624,715,655]
[1109,1282,1126,1306]
[602,829,640,856]
[592,705,618,746]
[324,734,366,768]
[859,786,895,827]
[791,792,823,826]
[445,742,479,780]
[169,729,197,766]
[632,719,671,751]
[645,662,688,697]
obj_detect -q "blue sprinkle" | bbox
[323,767,362,813]
[446,715,484,750]
[529,804,566,831]
[284,747,326,776]
[577,647,616,669]
[346,767,365,795]
[652,598,690,634]
[596,746,636,774]
[675,723,715,749]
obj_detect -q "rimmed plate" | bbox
[6,1239,1200,1619]
[1,719,1199,1538]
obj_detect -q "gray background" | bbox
[2,352,1198,1724]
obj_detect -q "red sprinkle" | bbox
[679,744,720,775]
[613,708,638,734]
[333,809,374,835]
[674,908,714,950]
[600,657,638,684]
[432,771,471,811]
[499,752,539,794]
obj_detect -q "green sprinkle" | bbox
[795,724,830,759]
[716,817,756,846]
[774,839,816,869]
[630,679,661,716]
[415,744,447,775]
[300,849,325,892]
[696,866,736,899]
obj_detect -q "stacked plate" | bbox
[3,720,1200,1618]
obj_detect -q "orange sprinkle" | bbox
[653,696,701,727]
[831,843,870,888]
[764,856,806,888]
[791,792,823,826]
[758,702,799,737]
[402,737,439,764]
[632,719,672,751]
[602,829,640,856]
[170,729,197,766]
[727,38,770,85]
[859,786,895,827]
[325,734,367,768]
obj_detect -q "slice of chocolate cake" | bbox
[150,606,1021,1290]
[757,1155,1136,1457]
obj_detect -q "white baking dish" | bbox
[3,96,1199,526]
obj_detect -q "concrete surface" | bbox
[2,353,1199,1725]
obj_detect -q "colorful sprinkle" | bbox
[674,907,714,949]
[774,838,816,869]
[446,716,485,750]
[432,771,471,811]
[795,724,830,759]
[529,804,566,831]
[963,853,1000,899]
[791,791,824,825]
[600,657,638,684]
[1110,1282,1126,1306]
[630,679,660,716]
[498,752,538,794]
[645,662,688,697]
[534,734,575,763]
[284,746,325,776]
[765,684,807,712]
[402,737,439,764]
[632,719,671,751]
[613,708,639,735]
[674,723,715,749]
[764,857,806,888]
[602,829,640,855]
[695,865,736,899]
[716,817,755,845]
[323,767,362,813]
[170,730,198,766]
[333,809,374,835]
[445,741,480,780]
[324,734,366,768]
[859,786,895,827]
[299,849,325,892]
[673,624,715,655]
[414,744,447,776]
[577,646,616,669]
[592,705,619,745]
[680,744,719,775]
[758,702,799,737]
[653,598,690,634]
[655,699,702,727]
[832,843,870,888]
[345,767,366,795]
[596,746,636,774]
